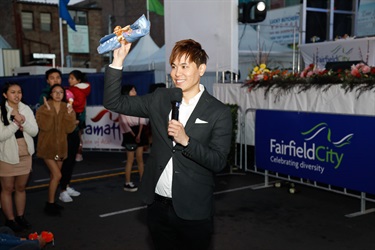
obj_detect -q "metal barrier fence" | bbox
[235,108,375,218]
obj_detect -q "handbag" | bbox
[122,117,140,151]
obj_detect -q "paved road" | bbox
[6,151,375,250]
[28,150,128,190]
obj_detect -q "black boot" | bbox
[54,202,64,210]
[15,215,32,229]
[44,202,61,216]
[5,219,23,232]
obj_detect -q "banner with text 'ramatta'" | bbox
[82,106,122,149]
[255,110,375,195]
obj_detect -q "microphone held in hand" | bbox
[169,88,183,102]
[171,101,180,120]
[169,88,182,121]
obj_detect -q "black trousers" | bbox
[147,197,213,250]
[60,130,80,190]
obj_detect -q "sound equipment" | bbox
[325,61,364,71]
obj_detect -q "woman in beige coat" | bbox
[36,84,76,216]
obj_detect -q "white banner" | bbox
[357,0,375,37]
[262,5,300,46]
[82,106,122,149]
[299,37,375,68]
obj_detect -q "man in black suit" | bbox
[103,39,232,250]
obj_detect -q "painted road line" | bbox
[213,184,259,195]
[26,170,139,190]
[99,206,148,218]
[33,167,126,183]
[99,184,258,218]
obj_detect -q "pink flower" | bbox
[362,65,371,74]
[351,67,360,77]
[355,63,363,69]
[307,71,314,77]
[256,74,264,81]
[313,68,321,74]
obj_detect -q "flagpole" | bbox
[59,17,64,71]
[146,0,151,70]
[147,0,150,21]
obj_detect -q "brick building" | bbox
[0,0,164,72]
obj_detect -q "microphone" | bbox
[171,101,180,120]
[169,88,182,121]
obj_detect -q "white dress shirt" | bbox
[155,85,204,198]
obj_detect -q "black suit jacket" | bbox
[103,66,232,220]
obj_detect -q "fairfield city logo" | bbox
[269,122,353,169]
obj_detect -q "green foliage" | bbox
[244,63,375,99]
[226,104,239,167]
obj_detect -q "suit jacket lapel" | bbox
[184,90,212,133]
[151,92,175,148]
[163,104,174,148]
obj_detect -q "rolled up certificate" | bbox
[97,14,150,54]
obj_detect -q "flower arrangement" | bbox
[244,62,375,97]
[350,62,374,78]
[250,63,270,81]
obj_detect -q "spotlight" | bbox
[256,2,266,12]
[238,1,267,23]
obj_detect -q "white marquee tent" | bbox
[122,35,167,83]
[123,34,160,71]
[131,45,165,71]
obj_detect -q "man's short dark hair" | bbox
[45,68,62,80]
[169,39,209,67]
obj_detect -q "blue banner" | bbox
[0,70,155,112]
[255,110,375,195]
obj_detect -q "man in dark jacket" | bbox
[104,39,232,250]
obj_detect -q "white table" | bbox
[213,83,375,145]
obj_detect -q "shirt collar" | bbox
[182,84,204,106]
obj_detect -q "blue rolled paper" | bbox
[97,14,150,54]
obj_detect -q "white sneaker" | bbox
[66,187,81,197]
[59,191,73,203]
[124,182,138,192]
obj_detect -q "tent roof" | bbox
[123,34,160,69]
[126,45,166,71]
[0,35,11,49]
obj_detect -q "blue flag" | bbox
[59,0,76,31]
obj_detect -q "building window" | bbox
[40,13,51,31]
[70,10,87,25]
[21,11,33,30]
[305,0,356,43]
